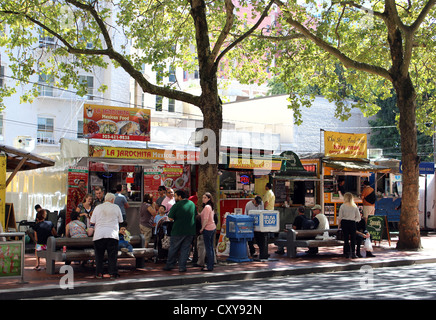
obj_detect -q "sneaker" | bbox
[366,252,376,257]
[120,248,129,253]
[110,273,120,279]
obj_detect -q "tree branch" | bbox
[209,0,234,63]
[285,16,392,81]
[1,4,201,107]
[214,0,275,67]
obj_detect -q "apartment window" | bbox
[169,66,176,83]
[0,114,3,141]
[77,120,84,138]
[38,27,55,48]
[156,96,162,111]
[37,117,55,144]
[78,75,94,100]
[0,65,4,88]
[168,99,175,113]
[38,74,54,97]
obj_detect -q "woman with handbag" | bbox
[338,192,361,258]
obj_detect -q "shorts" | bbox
[139,225,153,244]
[36,244,47,251]
[363,206,375,219]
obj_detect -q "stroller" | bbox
[154,218,173,263]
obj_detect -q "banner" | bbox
[66,166,89,225]
[324,131,367,159]
[83,104,151,141]
[89,146,199,163]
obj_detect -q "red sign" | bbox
[83,104,151,141]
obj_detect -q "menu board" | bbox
[366,215,386,241]
[144,165,191,199]
[83,104,151,141]
[0,242,22,278]
[274,180,287,203]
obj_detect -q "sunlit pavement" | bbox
[1,234,435,299]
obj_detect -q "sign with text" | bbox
[229,157,282,171]
[83,104,151,141]
[366,215,385,241]
[89,146,199,163]
[324,131,367,159]
[399,161,435,175]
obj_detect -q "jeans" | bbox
[94,238,118,276]
[118,241,133,252]
[203,229,216,270]
[341,219,357,257]
[165,235,194,271]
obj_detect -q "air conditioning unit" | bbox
[368,148,383,159]
[13,136,36,152]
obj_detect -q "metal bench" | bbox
[274,229,343,258]
[37,235,155,274]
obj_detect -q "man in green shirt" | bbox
[163,190,196,272]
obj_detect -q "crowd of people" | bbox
[32,183,218,278]
[30,180,374,277]
[274,192,375,259]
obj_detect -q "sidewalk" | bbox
[1,234,436,300]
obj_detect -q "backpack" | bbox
[364,190,376,204]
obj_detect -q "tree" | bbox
[369,93,434,161]
[0,0,275,213]
[260,0,436,249]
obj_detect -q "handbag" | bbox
[161,234,171,250]
[364,237,373,252]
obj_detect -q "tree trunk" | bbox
[197,77,222,225]
[394,76,422,250]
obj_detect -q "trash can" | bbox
[248,210,280,260]
[226,214,254,263]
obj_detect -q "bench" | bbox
[274,229,343,258]
[37,235,156,274]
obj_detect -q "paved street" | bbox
[35,262,436,300]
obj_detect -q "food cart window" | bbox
[335,175,359,194]
[89,163,143,202]
[220,170,236,190]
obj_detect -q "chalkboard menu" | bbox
[274,180,287,203]
[366,215,386,241]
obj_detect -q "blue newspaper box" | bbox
[226,214,254,262]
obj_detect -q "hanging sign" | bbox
[83,104,151,141]
[324,131,367,159]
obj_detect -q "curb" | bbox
[3,256,436,300]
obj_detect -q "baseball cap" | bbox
[312,204,322,210]
[298,206,305,213]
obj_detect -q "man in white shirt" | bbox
[244,196,264,258]
[244,196,264,215]
[312,205,329,230]
[90,193,124,279]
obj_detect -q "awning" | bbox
[0,144,55,187]
[323,159,390,173]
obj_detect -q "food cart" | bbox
[218,150,285,224]
[61,138,199,235]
